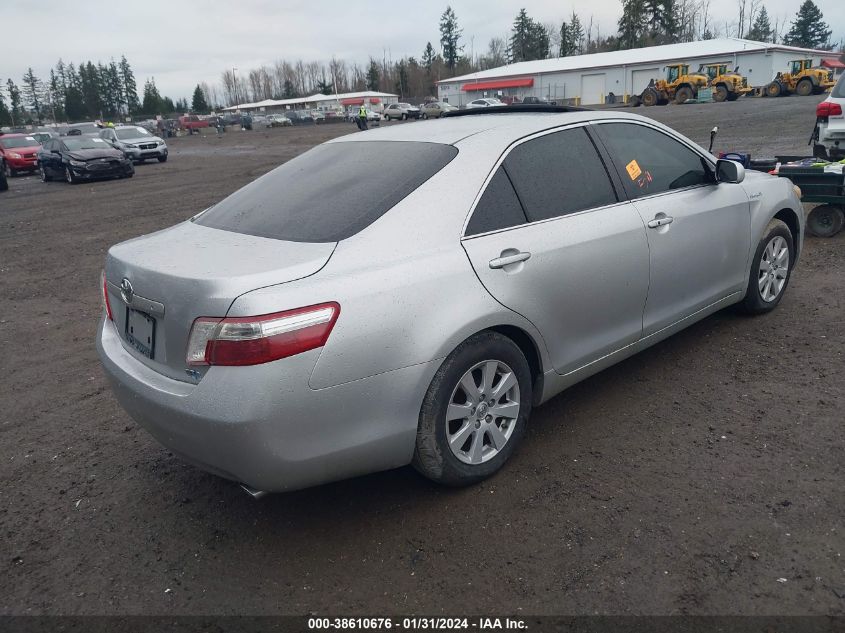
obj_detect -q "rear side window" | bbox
[196,141,458,242]
[502,127,618,222]
[596,122,713,199]
[833,73,845,98]
[465,167,527,236]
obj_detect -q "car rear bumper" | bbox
[818,119,845,157]
[97,318,434,492]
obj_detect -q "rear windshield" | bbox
[833,73,845,98]
[195,141,458,242]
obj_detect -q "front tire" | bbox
[766,81,782,97]
[412,331,532,486]
[714,85,728,102]
[736,219,794,314]
[64,166,78,184]
[158,155,168,163]
[4,162,14,178]
[674,86,694,104]
[796,79,813,97]
[40,164,51,182]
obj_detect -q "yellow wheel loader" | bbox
[698,63,754,102]
[766,59,835,97]
[639,64,710,106]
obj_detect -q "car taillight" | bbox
[101,271,113,321]
[186,302,340,367]
[816,102,843,118]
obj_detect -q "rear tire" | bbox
[796,79,813,97]
[736,219,794,314]
[412,331,533,486]
[806,204,845,238]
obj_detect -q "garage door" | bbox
[580,73,606,105]
[632,68,660,95]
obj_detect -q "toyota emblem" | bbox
[120,278,134,305]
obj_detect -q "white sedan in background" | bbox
[465,98,506,109]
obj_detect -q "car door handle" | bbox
[647,215,674,229]
[489,251,531,269]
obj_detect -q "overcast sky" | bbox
[2,0,843,100]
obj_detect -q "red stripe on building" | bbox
[462,77,534,92]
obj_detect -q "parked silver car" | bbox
[421,101,458,119]
[98,109,803,495]
[100,125,168,163]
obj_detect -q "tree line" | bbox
[2,0,840,122]
[211,0,839,106]
[0,57,184,126]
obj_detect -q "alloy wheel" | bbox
[758,235,789,302]
[445,360,520,465]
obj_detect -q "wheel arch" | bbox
[773,207,802,256]
[487,324,545,406]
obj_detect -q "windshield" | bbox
[63,137,113,151]
[0,136,40,148]
[196,141,458,242]
[115,127,151,139]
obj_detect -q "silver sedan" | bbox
[97,109,804,495]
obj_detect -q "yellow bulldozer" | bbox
[640,64,710,106]
[766,59,835,97]
[698,63,754,102]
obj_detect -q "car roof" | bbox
[329,109,654,147]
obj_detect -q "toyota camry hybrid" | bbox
[97,107,804,496]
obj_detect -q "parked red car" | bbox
[0,133,41,177]
[178,115,209,135]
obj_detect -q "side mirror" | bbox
[716,159,745,184]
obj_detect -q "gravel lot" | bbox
[1,95,843,616]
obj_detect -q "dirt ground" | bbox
[1,95,843,617]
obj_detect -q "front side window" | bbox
[596,122,712,199]
[501,127,618,223]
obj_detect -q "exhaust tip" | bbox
[239,483,268,499]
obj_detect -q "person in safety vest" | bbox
[358,104,368,131]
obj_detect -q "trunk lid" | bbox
[104,221,336,381]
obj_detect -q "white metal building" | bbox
[222,91,398,113]
[438,38,844,106]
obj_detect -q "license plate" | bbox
[125,308,156,359]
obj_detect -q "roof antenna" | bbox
[708,126,718,153]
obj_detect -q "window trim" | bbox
[589,119,717,204]
[461,122,623,240]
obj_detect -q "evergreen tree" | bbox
[747,5,774,42]
[79,62,102,118]
[142,78,162,114]
[191,85,210,113]
[569,13,584,55]
[439,6,463,72]
[366,59,380,91]
[21,68,44,124]
[783,0,832,49]
[394,60,409,96]
[119,56,140,115]
[64,64,85,121]
[47,69,65,122]
[6,78,23,125]
[509,9,550,62]
[161,96,175,114]
[282,79,297,98]
[0,87,11,126]
[422,42,437,71]
[316,69,333,95]
[175,97,188,112]
[618,0,646,49]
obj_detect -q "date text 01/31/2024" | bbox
[307,617,528,630]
